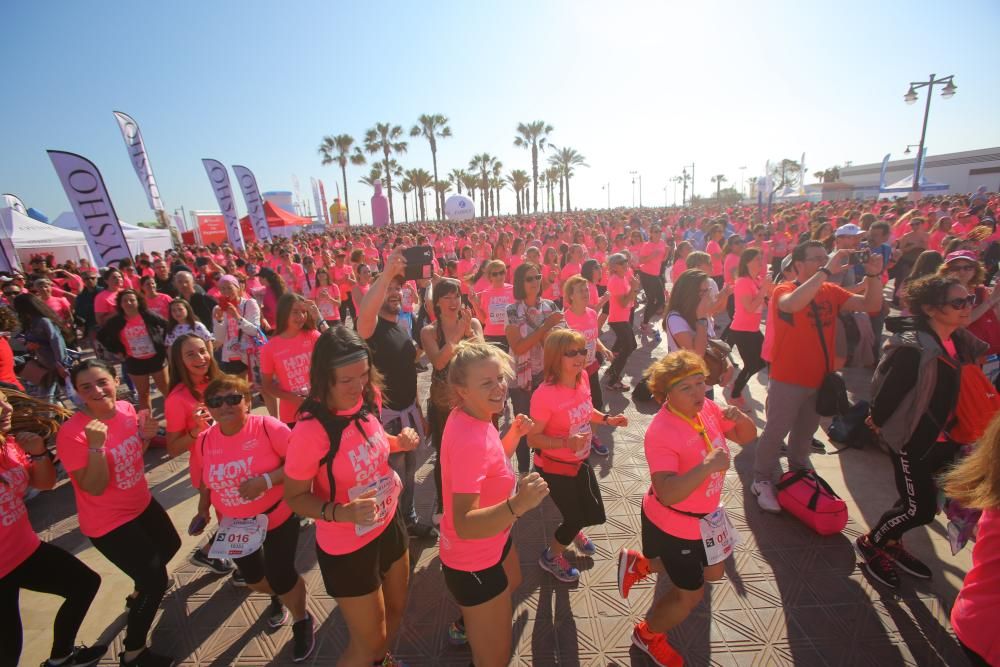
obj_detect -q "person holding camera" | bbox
[211,275,262,376]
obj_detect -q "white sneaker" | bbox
[752,480,782,513]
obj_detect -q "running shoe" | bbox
[378,653,408,666]
[117,648,173,667]
[266,596,288,628]
[811,438,826,453]
[607,379,630,392]
[751,480,782,514]
[447,618,468,646]
[617,548,651,599]
[590,435,609,456]
[230,570,247,587]
[631,621,684,667]
[189,550,234,575]
[291,612,315,663]
[538,548,580,582]
[42,644,108,667]
[855,534,900,589]
[883,541,932,579]
[406,520,439,539]
[573,531,597,556]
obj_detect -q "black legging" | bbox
[427,401,450,514]
[639,272,665,325]
[339,292,358,326]
[607,321,637,379]
[588,367,605,411]
[90,499,181,652]
[728,330,766,399]
[537,462,606,546]
[0,542,101,665]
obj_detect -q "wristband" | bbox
[88,447,104,454]
[263,472,273,490]
[818,267,833,277]
[28,451,50,461]
[320,501,330,522]
[602,413,610,423]
[865,272,881,278]
[506,497,520,518]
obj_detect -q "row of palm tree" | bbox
[318,116,588,224]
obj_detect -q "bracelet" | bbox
[602,413,610,423]
[818,267,833,277]
[263,472,273,490]
[320,502,330,522]
[28,451,50,461]
[331,503,341,522]
[865,272,881,278]
[88,447,104,454]
[506,497,520,518]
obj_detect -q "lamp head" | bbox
[904,87,918,105]
[941,80,957,99]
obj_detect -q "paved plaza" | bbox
[19,336,974,666]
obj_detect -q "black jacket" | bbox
[97,311,169,358]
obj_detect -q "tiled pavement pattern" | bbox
[20,335,976,666]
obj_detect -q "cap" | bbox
[944,250,978,265]
[834,223,862,238]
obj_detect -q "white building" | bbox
[838,146,1000,196]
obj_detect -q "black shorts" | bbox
[233,513,300,595]
[442,534,513,607]
[124,351,166,376]
[641,509,707,591]
[316,509,407,598]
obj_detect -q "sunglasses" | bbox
[205,394,244,408]
[563,348,588,358]
[942,295,976,310]
[524,275,542,282]
[490,271,505,277]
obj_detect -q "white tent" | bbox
[881,174,950,193]
[0,207,92,269]
[51,211,174,256]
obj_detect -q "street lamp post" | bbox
[683,163,695,203]
[739,166,747,196]
[357,199,366,225]
[602,182,610,209]
[629,171,642,208]
[904,73,956,194]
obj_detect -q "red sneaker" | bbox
[617,548,651,599]
[632,621,684,667]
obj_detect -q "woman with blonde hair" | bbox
[472,259,514,351]
[941,414,1000,666]
[617,350,756,667]
[529,328,628,582]
[439,341,548,667]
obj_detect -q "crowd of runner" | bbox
[1,187,999,667]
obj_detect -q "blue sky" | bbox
[3,0,999,226]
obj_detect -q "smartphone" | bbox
[402,245,434,281]
[849,250,871,266]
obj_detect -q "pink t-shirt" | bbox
[642,400,733,540]
[564,308,600,365]
[542,265,561,301]
[723,254,740,286]
[190,415,293,530]
[0,441,41,577]
[57,401,152,538]
[312,284,341,321]
[284,404,400,555]
[120,315,157,359]
[670,259,687,284]
[260,330,321,422]
[164,382,207,439]
[94,289,120,315]
[639,241,666,276]
[45,295,72,323]
[477,285,515,337]
[707,240,724,276]
[731,276,764,332]
[607,274,632,323]
[951,508,1000,666]
[145,293,173,320]
[530,375,593,469]
[560,262,582,284]
[439,408,516,571]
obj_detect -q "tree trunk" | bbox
[431,148,441,220]
[559,177,564,212]
[565,177,571,212]
[340,164,350,224]
[531,144,539,212]
[420,188,427,222]
[383,151,395,224]
[402,192,409,223]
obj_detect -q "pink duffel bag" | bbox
[775,469,848,535]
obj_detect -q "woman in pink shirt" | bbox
[139,276,173,320]
[727,250,775,409]
[705,225,725,287]
[563,275,614,455]
[94,267,125,328]
[56,360,176,667]
[529,330,628,583]
[472,260,514,351]
[942,419,1000,666]
[440,342,548,667]
[616,351,756,667]
[260,294,328,426]
[190,376,314,663]
[311,268,342,326]
[284,327,419,667]
[0,387,107,667]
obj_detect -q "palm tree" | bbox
[506,169,530,215]
[543,166,560,212]
[513,121,553,213]
[469,153,498,217]
[449,168,466,195]
[406,168,434,222]
[548,146,588,212]
[460,172,479,204]
[711,174,728,199]
[363,123,408,223]
[433,179,452,214]
[490,176,506,216]
[409,114,452,220]
[318,134,366,224]
[358,160,402,191]
[394,178,413,223]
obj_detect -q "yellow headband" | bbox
[667,369,706,389]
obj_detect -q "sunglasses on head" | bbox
[563,348,588,358]
[205,394,244,408]
[942,295,976,309]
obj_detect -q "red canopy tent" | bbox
[239,201,312,240]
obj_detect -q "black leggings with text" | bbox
[728,329,766,398]
[538,462,606,546]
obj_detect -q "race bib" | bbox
[209,514,269,559]
[488,299,509,325]
[348,472,399,537]
[318,299,336,318]
[699,506,739,565]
